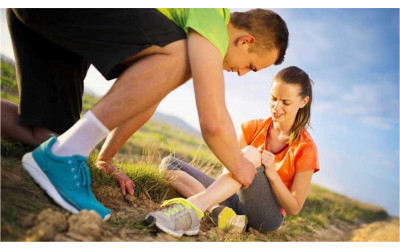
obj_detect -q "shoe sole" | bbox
[145,214,199,237]
[22,153,111,221]
[230,215,248,233]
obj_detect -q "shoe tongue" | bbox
[71,154,89,161]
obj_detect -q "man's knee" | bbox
[241,146,261,168]
[32,126,54,145]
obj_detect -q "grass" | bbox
[0,59,390,241]
[1,137,34,158]
[87,150,176,203]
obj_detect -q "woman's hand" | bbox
[95,160,135,196]
[261,150,278,179]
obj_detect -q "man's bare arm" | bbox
[188,30,256,188]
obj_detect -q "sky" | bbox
[1,8,399,216]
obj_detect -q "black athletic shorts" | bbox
[7,8,187,134]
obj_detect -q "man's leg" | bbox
[5,9,89,144]
[51,40,190,157]
[23,40,191,219]
[10,8,190,219]
[94,41,190,129]
[1,100,56,146]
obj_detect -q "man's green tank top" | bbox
[157,8,230,59]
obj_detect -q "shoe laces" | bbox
[71,160,91,188]
[160,198,204,218]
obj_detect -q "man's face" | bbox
[223,40,279,77]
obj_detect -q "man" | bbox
[4,8,288,220]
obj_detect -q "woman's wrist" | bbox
[266,171,280,182]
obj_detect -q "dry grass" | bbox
[0,59,391,242]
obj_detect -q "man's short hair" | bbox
[230,9,289,65]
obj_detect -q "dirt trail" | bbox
[1,153,398,242]
[350,218,399,242]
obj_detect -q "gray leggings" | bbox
[160,156,283,233]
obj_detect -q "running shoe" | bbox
[209,205,247,233]
[145,198,204,237]
[22,135,111,220]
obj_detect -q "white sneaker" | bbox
[145,198,204,237]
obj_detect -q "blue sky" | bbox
[1,8,399,216]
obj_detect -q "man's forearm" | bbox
[97,104,158,161]
[201,114,242,174]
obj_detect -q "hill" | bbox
[1,58,397,242]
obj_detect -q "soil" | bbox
[1,155,399,242]
[350,218,399,242]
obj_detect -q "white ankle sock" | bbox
[51,110,110,157]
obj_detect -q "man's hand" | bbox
[230,155,257,189]
[95,160,135,196]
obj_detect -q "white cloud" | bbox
[359,115,397,130]
[370,151,399,170]
[314,78,398,130]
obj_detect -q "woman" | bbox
[145,66,319,237]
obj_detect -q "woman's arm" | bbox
[268,169,313,216]
[262,150,313,216]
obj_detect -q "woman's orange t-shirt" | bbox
[241,117,319,215]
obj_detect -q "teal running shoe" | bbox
[22,135,111,220]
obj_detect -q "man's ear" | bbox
[300,96,310,108]
[236,35,256,46]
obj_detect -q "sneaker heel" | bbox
[144,214,156,227]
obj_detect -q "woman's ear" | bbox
[300,96,310,108]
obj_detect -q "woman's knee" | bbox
[159,156,179,172]
[241,146,261,168]
[250,217,282,233]
[159,156,189,173]
[159,156,183,182]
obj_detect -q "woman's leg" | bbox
[185,146,283,233]
[164,170,207,198]
[238,165,283,233]
[159,156,215,197]
[186,146,261,212]
[159,156,239,210]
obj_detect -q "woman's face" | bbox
[269,80,309,124]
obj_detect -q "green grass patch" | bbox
[1,137,34,158]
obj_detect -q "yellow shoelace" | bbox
[161,198,204,218]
